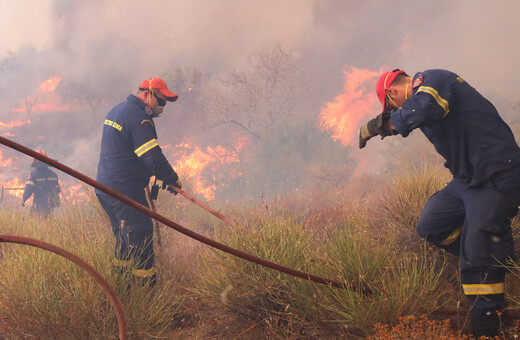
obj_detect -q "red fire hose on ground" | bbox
[0,136,345,288]
[0,235,127,340]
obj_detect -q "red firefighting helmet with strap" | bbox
[376,69,405,112]
[139,77,178,102]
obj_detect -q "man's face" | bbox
[148,90,167,108]
[146,90,167,118]
[385,83,408,110]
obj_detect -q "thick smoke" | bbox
[0,0,519,200]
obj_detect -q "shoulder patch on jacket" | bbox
[413,74,424,88]
[141,119,154,127]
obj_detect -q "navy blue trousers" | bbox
[96,190,156,282]
[416,173,520,336]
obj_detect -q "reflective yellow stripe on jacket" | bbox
[134,139,159,157]
[463,282,504,295]
[104,119,122,131]
[416,86,450,117]
[35,177,58,182]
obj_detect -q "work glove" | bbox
[162,178,182,195]
[359,112,397,149]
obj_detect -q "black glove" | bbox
[359,112,397,149]
[173,178,182,189]
[21,201,25,207]
[162,178,182,195]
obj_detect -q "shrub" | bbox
[194,213,327,332]
[379,162,451,232]
[320,222,450,336]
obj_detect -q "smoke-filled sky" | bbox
[2,0,520,99]
[1,0,520,199]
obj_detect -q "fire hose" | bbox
[0,136,345,289]
[172,187,234,226]
[0,235,127,340]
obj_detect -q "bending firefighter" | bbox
[22,150,60,218]
[359,69,520,337]
[95,77,182,287]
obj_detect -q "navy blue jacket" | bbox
[390,69,520,187]
[23,163,60,208]
[96,94,178,193]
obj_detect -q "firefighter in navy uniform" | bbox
[22,150,60,218]
[359,69,520,337]
[95,77,181,288]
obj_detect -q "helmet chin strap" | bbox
[387,77,413,109]
[147,78,154,107]
[404,77,412,101]
[386,94,399,109]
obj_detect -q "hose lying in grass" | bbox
[0,234,128,340]
[0,136,346,289]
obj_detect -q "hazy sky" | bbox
[2,0,519,102]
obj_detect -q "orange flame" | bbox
[172,141,243,200]
[14,74,69,113]
[2,177,25,198]
[0,119,31,129]
[60,183,89,203]
[0,178,89,203]
[0,149,13,167]
[174,144,218,200]
[320,66,381,146]
[39,75,61,93]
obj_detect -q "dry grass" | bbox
[378,162,452,232]
[0,197,184,339]
[2,163,520,338]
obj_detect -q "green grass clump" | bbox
[319,222,450,336]
[379,162,451,231]
[194,213,326,333]
[194,204,452,338]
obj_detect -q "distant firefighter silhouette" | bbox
[22,150,60,218]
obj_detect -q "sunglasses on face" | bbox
[153,91,167,106]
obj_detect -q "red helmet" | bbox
[376,69,405,112]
